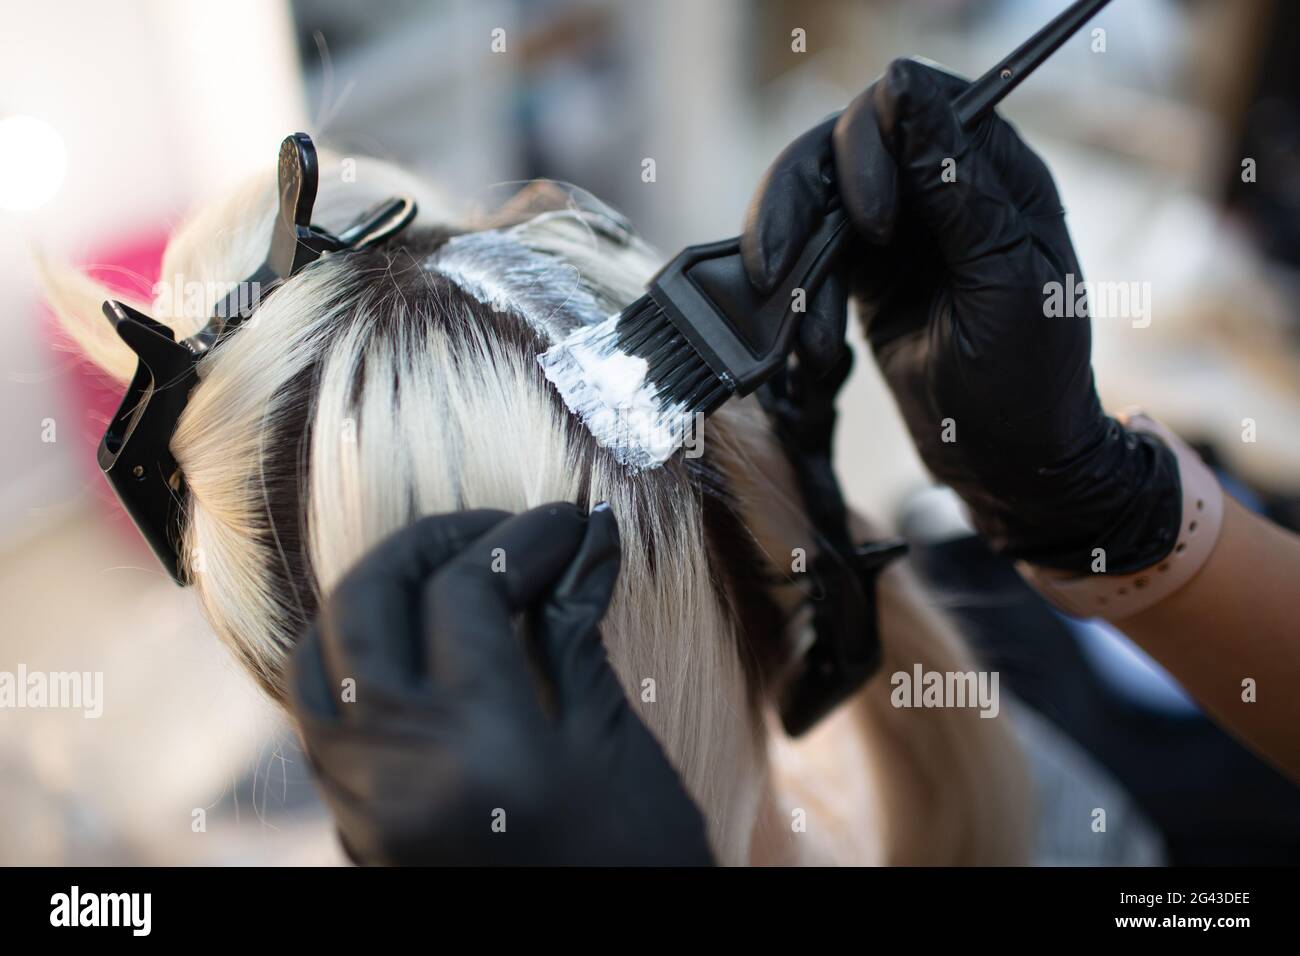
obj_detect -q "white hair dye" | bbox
[423,228,605,341]
[537,317,691,472]
[425,207,694,471]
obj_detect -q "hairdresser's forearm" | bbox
[1118,495,1300,780]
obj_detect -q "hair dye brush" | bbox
[539,0,1113,470]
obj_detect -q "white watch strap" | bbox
[1016,411,1224,621]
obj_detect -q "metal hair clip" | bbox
[99,132,417,584]
[758,350,909,736]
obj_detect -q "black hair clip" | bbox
[99,132,417,584]
[758,350,909,736]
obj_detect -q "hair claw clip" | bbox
[98,132,418,583]
[98,301,201,581]
[758,349,909,736]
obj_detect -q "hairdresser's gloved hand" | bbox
[742,59,1181,572]
[289,503,713,866]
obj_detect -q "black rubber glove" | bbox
[742,58,1181,573]
[289,502,714,866]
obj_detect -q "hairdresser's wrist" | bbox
[1017,412,1225,620]
[954,413,1185,576]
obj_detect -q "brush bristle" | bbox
[538,294,728,471]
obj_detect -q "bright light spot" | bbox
[0,115,67,211]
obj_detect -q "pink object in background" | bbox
[42,231,169,543]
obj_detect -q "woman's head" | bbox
[44,152,827,863]
[47,147,1034,866]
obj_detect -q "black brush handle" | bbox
[657,0,1113,397]
[651,210,851,395]
[953,0,1113,126]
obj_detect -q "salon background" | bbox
[2,0,1298,864]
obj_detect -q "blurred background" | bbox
[2,0,1299,864]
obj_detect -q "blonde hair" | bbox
[43,152,1030,865]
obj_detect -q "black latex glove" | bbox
[289,502,713,866]
[742,58,1181,573]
